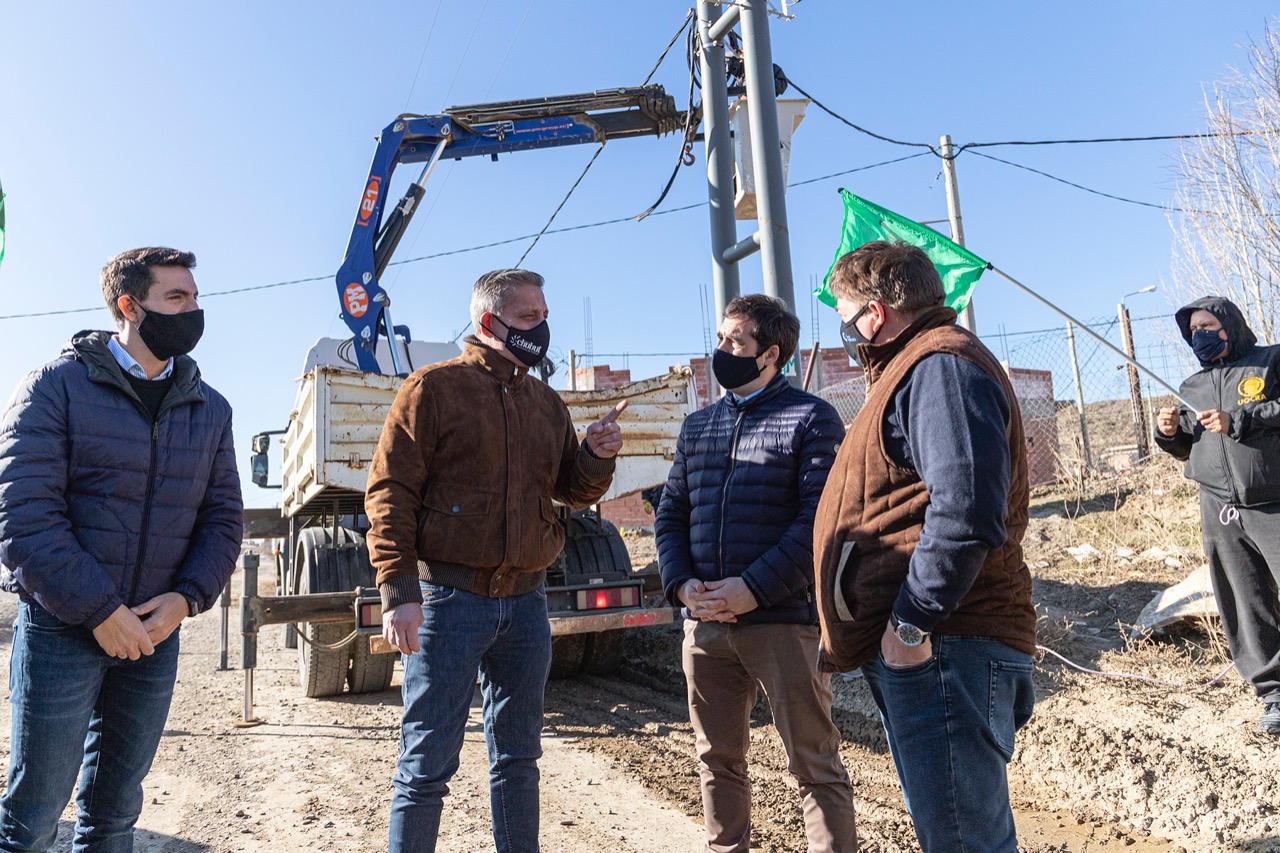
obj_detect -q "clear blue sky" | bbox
[1,2,1274,507]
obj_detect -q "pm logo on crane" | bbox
[344,283,369,318]
[358,176,382,226]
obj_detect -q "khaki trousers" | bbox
[682,619,857,853]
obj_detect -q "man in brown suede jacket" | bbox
[814,242,1036,853]
[366,268,625,853]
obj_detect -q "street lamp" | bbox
[1122,284,1158,306]
[1118,285,1157,461]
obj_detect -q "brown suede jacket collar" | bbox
[460,335,530,387]
[856,305,959,384]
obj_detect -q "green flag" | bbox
[0,180,6,271]
[816,189,988,313]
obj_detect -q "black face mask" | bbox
[712,348,763,392]
[1191,328,1228,364]
[839,305,880,360]
[137,307,204,360]
[487,314,551,368]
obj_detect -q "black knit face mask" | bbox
[137,308,205,360]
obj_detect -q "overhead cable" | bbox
[0,151,920,322]
[785,77,1280,155]
[966,150,1180,211]
[783,79,938,153]
[515,9,698,265]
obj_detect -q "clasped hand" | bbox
[679,577,758,622]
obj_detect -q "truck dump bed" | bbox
[280,365,698,517]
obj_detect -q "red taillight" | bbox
[358,602,382,629]
[575,586,640,610]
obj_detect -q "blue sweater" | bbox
[655,374,845,625]
[884,353,1012,632]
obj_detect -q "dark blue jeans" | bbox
[0,601,179,853]
[862,635,1034,853]
[388,582,552,853]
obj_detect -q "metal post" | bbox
[739,0,796,320]
[1066,322,1093,471]
[240,553,260,724]
[940,135,975,333]
[697,1,741,323]
[218,578,231,671]
[1118,302,1150,462]
[568,350,577,391]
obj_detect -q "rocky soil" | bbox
[0,455,1276,851]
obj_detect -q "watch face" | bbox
[896,622,926,646]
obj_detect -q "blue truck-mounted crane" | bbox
[238,86,700,703]
[335,86,687,373]
[236,2,800,709]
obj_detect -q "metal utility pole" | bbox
[739,0,796,317]
[1118,300,1150,462]
[940,135,975,333]
[696,0,797,375]
[697,0,741,321]
[1066,322,1093,472]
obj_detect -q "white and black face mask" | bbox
[485,314,550,368]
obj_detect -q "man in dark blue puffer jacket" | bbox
[657,294,854,853]
[0,247,242,851]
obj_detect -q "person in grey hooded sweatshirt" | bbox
[1154,295,1280,734]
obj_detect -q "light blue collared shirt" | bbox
[107,335,173,381]
[733,386,766,404]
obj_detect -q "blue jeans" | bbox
[861,635,1034,853]
[0,601,179,853]
[388,582,552,853]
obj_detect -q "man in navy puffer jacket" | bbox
[657,294,854,853]
[0,247,242,851]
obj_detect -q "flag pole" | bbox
[988,265,1196,411]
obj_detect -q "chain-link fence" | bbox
[814,312,1189,489]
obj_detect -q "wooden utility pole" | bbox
[940,134,975,333]
[1117,302,1150,462]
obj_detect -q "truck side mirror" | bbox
[251,453,270,487]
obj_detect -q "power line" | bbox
[783,78,937,153]
[958,130,1280,150]
[968,150,1280,216]
[0,152,924,322]
[401,0,445,112]
[966,150,1181,211]
[515,143,607,266]
[515,9,697,265]
[786,76,1280,154]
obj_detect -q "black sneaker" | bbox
[1262,702,1280,734]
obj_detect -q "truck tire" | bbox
[295,527,351,698]
[348,638,396,694]
[581,629,626,675]
[549,635,586,679]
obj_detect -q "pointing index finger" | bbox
[600,399,629,425]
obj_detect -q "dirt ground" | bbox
[0,455,1277,851]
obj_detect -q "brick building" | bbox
[575,347,1058,531]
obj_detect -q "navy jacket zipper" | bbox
[716,408,747,579]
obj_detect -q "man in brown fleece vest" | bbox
[814,242,1036,853]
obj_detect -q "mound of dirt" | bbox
[614,456,1280,851]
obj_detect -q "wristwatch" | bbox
[890,612,929,647]
[181,593,201,618]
